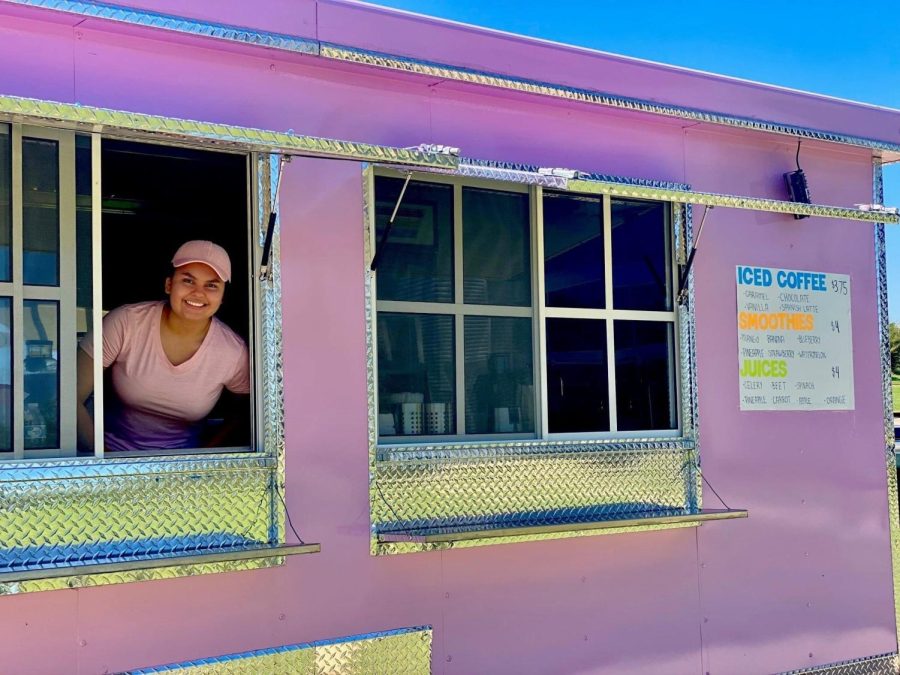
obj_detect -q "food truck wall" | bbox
[0,1,896,673]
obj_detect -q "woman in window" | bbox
[76,240,250,451]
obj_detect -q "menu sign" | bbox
[736,265,853,411]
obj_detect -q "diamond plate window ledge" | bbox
[375,509,748,552]
[0,541,320,590]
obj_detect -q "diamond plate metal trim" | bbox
[4,0,899,155]
[128,626,432,674]
[0,556,281,595]
[566,178,899,224]
[0,149,293,593]
[3,0,320,54]
[365,168,702,554]
[777,652,899,675]
[873,160,900,651]
[0,95,458,169]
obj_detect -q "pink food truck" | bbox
[1,1,899,673]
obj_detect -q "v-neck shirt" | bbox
[79,301,250,450]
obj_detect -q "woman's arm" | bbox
[76,347,95,451]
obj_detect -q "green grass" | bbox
[894,382,900,413]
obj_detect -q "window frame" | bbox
[370,167,684,446]
[1,124,263,460]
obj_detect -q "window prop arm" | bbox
[676,205,713,306]
[369,171,413,272]
[260,155,290,281]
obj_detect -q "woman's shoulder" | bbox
[103,300,163,329]
[210,317,248,355]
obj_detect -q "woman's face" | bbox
[165,262,225,323]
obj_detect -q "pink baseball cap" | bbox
[171,240,232,282]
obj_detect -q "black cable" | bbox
[699,468,732,510]
[276,483,306,545]
[375,478,405,526]
[796,140,802,171]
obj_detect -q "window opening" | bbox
[0,123,256,460]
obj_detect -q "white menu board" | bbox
[736,265,853,411]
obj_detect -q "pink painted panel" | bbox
[0,11,896,675]
[685,129,896,672]
[0,14,76,102]
[440,530,702,675]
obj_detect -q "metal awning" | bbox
[0,94,458,168]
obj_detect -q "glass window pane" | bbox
[543,192,605,309]
[23,138,60,286]
[75,135,93,340]
[464,316,533,434]
[377,312,455,437]
[0,298,10,452]
[611,199,671,311]
[463,188,531,306]
[614,321,677,431]
[24,300,60,449]
[0,126,10,282]
[546,318,609,433]
[375,177,454,303]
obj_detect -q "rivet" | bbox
[444,592,450,599]
[79,640,87,647]
[446,655,452,662]
[278,614,286,621]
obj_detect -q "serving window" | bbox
[373,173,679,443]
[0,123,255,460]
[367,168,712,554]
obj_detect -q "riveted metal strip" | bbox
[0,95,457,168]
[777,651,899,675]
[317,43,900,156]
[873,161,900,651]
[128,626,432,674]
[0,556,282,595]
[566,178,900,223]
[3,0,320,53]
[3,0,899,156]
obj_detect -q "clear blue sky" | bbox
[367,0,900,318]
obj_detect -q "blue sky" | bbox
[367,0,900,318]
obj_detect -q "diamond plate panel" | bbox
[373,446,696,528]
[0,95,457,169]
[777,652,899,675]
[129,627,432,675]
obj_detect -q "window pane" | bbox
[614,321,677,431]
[463,188,530,306]
[24,300,60,449]
[543,192,604,309]
[0,126,10,282]
[375,177,454,303]
[611,199,671,311]
[76,135,92,340]
[0,298,10,451]
[546,318,609,433]
[377,312,455,437]
[464,316,533,434]
[23,138,60,286]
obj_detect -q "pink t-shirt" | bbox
[80,301,250,451]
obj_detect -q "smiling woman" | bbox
[76,241,251,452]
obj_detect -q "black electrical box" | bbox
[784,169,811,220]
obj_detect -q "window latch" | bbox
[676,205,713,306]
[369,171,413,272]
